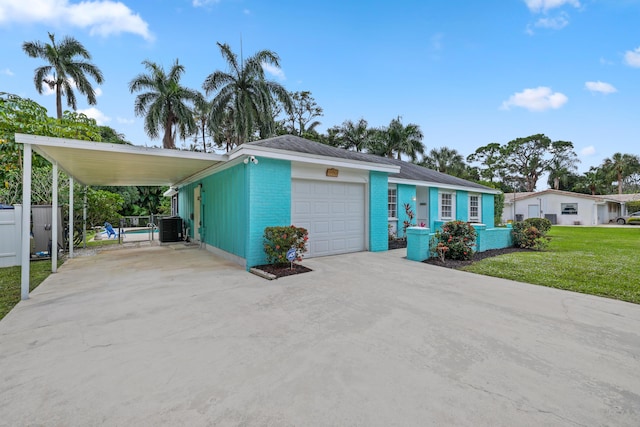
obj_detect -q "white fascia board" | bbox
[15,133,228,162]
[230,145,400,174]
[172,156,245,188]
[388,177,501,194]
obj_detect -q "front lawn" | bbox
[463,227,640,304]
[0,259,63,321]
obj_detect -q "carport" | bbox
[15,133,226,300]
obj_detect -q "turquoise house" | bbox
[172,135,508,269]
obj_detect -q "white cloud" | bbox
[585,81,617,94]
[580,146,596,156]
[116,117,134,124]
[525,0,580,13]
[1,68,14,76]
[624,47,640,67]
[501,86,568,111]
[534,14,569,29]
[0,0,153,41]
[192,0,220,7]
[77,107,110,125]
[262,62,285,80]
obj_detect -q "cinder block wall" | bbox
[369,171,389,252]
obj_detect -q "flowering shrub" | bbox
[431,220,477,260]
[263,225,309,264]
[402,202,416,235]
[512,222,550,250]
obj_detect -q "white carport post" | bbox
[69,177,74,258]
[20,143,32,300]
[52,162,58,272]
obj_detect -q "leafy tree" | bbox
[99,126,130,144]
[386,116,424,161]
[602,153,640,195]
[337,118,372,152]
[191,91,212,152]
[22,33,104,119]
[284,91,323,137]
[421,147,467,176]
[129,59,199,149]
[547,150,580,190]
[494,134,577,192]
[467,142,504,183]
[576,167,609,195]
[203,42,292,145]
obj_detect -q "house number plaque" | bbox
[326,168,339,177]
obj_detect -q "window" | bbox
[440,192,455,220]
[469,194,480,222]
[561,203,578,215]
[388,186,397,219]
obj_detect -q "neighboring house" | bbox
[502,189,640,225]
[172,135,506,269]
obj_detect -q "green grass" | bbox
[463,227,640,304]
[0,259,64,321]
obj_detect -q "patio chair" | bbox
[104,222,116,239]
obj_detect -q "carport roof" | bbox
[15,133,226,186]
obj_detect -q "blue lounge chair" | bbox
[104,222,116,239]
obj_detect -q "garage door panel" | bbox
[292,180,365,258]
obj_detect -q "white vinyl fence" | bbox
[0,205,22,268]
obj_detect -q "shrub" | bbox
[431,220,477,260]
[512,222,550,250]
[263,225,308,264]
[402,202,416,236]
[523,217,552,234]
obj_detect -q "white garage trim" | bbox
[292,179,366,258]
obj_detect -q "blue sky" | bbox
[1,0,639,175]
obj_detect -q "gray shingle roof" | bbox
[246,135,494,192]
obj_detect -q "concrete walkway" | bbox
[1,246,639,426]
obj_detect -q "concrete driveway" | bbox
[1,246,639,426]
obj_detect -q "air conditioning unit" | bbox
[159,217,183,242]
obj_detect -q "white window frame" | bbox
[439,191,455,220]
[469,194,481,223]
[388,185,398,219]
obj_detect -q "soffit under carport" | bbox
[15,133,227,186]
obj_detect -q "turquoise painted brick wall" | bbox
[370,171,389,251]
[200,163,247,258]
[246,157,291,268]
[482,193,495,227]
[428,187,439,231]
[456,190,468,221]
[396,184,416,238]
[473,224,512,251]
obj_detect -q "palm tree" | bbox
[192,92,211,152]
[579,167,608,195]
[129,59,200,149]
[602,153,640,194]
[374,116,424,161]
[203,42,292,145]
[547,151,580,190]
[421,147,466,175]
[22,32,104,119]
[339,119,372,152]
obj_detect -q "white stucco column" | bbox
[52,162,58,273]
[69,176,74,258]
[20,143,32,300]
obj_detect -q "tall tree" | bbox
[129,59,199,149]
[339,118,372,152]
[421,147,467,176]
[502,134,576,192]
[192,92,212,152]
[576,167,609,195]
[203,42,292,145]
[467,143,506,183]
[387,116,424,161]
[285,91,323,137]
[602,153,640,195]
[22,33,104,119]
[547,149,580,190]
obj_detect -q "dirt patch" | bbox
[388,239,407,250]
[252,263,313,279]
[423,247,531,269]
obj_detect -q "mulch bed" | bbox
[253,263,313,279]
[423,247,530,269]
[388,239,407,250]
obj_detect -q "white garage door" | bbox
[292,179,365,258]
